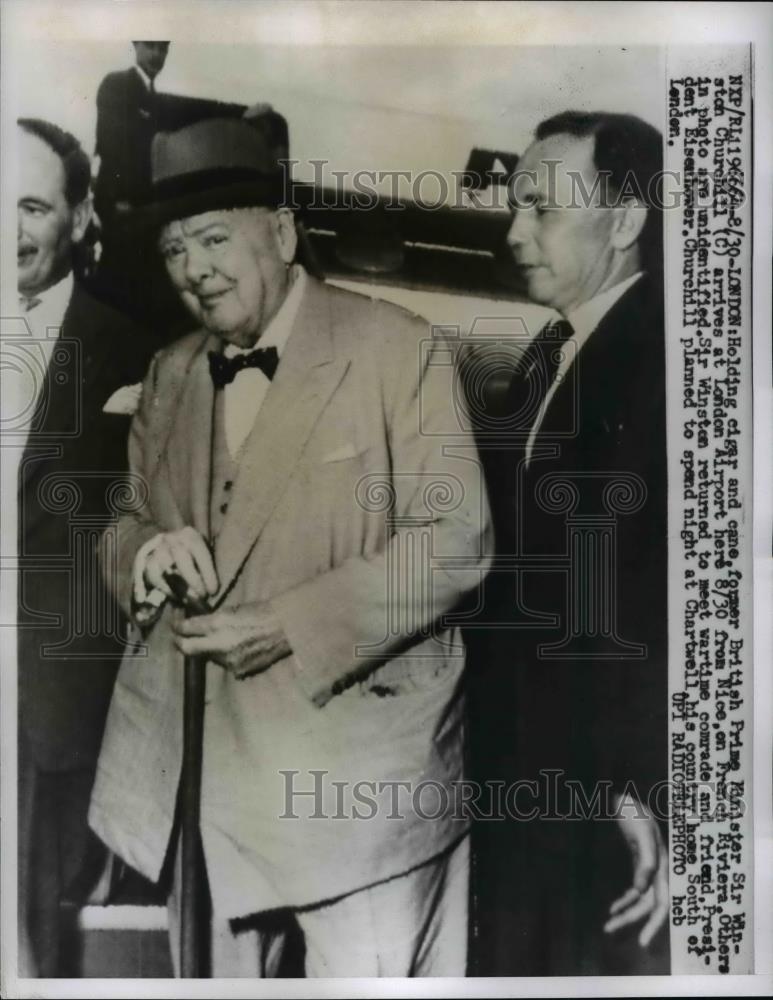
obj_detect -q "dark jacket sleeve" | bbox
[95,70,155,211]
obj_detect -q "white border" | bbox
[1,2,771,997]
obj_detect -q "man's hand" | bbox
[603,792,669,947]
[143,527,219,603]
[172,601,291,680]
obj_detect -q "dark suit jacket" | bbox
[18,283,154,772]
[94,67,158,218]
[467,274,668,974]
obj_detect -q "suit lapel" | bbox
[213,279,349,604]
[164,335,218,537]
[538,277,651,439]
[21,287,92,486]
[63,288,117,413]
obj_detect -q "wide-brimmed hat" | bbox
[137,116,290,229]
[133,112,323,277]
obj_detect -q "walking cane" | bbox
[167,573,210,978]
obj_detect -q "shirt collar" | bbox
[134,64,154,91]
[28,271,74,328]
[224,265,307,359]
[566,271,643,346]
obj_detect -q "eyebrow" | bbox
[159,221,230,249]
[182,221,230,238]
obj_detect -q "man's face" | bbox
[506,133,617,314]
[159,207,296,347]
[17,131,86,297]
[133,41,169,80]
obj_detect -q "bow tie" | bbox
[208,346,279,389]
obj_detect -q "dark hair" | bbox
[535,110,663,272]
[18,117,91,207]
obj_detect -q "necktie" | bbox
[504,318,574,432]
[19,295,41,314]
[208,346,279,389]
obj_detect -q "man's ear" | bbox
[274,207,298,265]
[70,197,93,246]
[610,199,647,252]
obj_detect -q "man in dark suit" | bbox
[92,42,174,332]
[17,117,154,975]
[468,111,669,975]
[93,41,170,224]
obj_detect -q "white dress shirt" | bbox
[134,63,154,92]
[221,265,306,456]
[133,266,307,611]
[525,271,643,465]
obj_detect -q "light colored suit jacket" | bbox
[89,277,492,918]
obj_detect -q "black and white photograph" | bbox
[0,2,770,996]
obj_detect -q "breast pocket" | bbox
[305,441,376,505]
[288,436,385,568]
[319,441,367,465]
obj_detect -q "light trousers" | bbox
[169,834,469,978]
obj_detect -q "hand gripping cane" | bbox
[166,572,210,978]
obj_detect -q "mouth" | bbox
[519,263,545,277]
[17,246,37,266]
[197,289,231,308]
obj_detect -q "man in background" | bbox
[92,42,172,330]
[17,117,153,975]
[93,41,170,225]
[468,110,669,975]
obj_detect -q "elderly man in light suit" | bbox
[89,117,492,977]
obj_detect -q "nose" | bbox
[183,242,214,286]
[17,210,24,243]
[506,210,529,249]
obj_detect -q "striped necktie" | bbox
[505,319,575,432]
